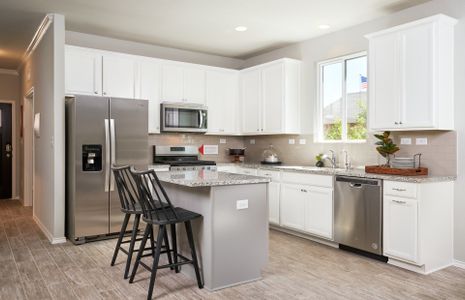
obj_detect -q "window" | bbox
[317,53,367,142]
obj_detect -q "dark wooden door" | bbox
[0,103,12,199]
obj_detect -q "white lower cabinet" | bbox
[304,186,333,239]
[280,184,306,231]
[383,196,419,263]
[268,182,280,225]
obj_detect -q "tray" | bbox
[365,165,428,176]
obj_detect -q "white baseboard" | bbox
[33,215,67,244]
[454,260,465,270]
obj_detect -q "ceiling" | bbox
[0,0,430,70]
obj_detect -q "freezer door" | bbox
[109,98,148,233]
[72,96,111,238]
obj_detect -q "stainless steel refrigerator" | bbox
[66,95,148,244]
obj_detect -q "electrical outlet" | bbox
[416,137,428,145]
[236,199,248,210]
[219,138,227,144]
[288,139,295,145]
[400,137,412,145]
[299,139,306,145]
[250,139,255,145]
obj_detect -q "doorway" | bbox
[23,90,34,207]
[0,102,13,199]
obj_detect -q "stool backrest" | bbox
[130,168,179,222]
[112,165,139,212]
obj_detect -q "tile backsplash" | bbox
[149,131,457,176]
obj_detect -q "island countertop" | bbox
[156,170,271,187]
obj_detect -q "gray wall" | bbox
[19,14,66,241]
[66,31,244,69]
[0,72,20,198]
[242,0,465,262]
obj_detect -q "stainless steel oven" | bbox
[161,102,208,133]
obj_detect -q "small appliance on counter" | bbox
[261,145,282,165]
[227,148,246,163]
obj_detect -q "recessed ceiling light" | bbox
[318,24,331,30]
[235,26,248,32]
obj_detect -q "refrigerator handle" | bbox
[104,119,110,192]
[110,119,116,191]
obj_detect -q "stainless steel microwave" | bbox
[161,102,208,133]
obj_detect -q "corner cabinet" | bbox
[240,59,301,135]
[366,14,457,131]
[383,180,454,274]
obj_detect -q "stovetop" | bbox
[153,145,216,167]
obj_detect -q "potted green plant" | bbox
[315,153,325,168]
[374,131,399,167]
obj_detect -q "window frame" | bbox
[315,51,368,143]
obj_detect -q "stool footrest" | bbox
[138,252,193,273]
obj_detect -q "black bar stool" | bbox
[111,165,173,279]
[129,168,203,300]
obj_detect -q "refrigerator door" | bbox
[109,98,148,233]
[72,96,111,238]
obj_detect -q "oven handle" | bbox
[199,110,204,128]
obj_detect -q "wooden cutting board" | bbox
[365,165,428,176]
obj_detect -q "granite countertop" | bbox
[217,163,456,183]
[156,170,271,187]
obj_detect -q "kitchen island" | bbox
[155,170,270,291]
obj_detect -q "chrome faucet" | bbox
[342,149,351,170]
[322,150,337,169]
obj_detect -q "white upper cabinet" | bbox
[206,70,239,134]
[102,54,137,98]
[137,59,161,133]
[161,64,206,104]
[241,69,262,134]
[65,46,102,96]
[240,58,301,135]
[366,14,457,131]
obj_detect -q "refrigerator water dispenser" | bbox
[82,144,102,171]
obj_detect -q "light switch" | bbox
[299,139,306,145]
[219,138,227,144]
[400,137,412,145]
[416,137,428,145]
[288,139,295,145]
[250,139,255,145]
[236,199,249,210]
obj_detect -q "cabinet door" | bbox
[65,47,102,96]
[368,34,400,130]
[206,71,238,134]
[384,196,419,263]
[268,182,280,225]
[102,54,136,98]
[184,67,206,104]
[304,186,333,239]
[399,23,435,128]
[262,63,284,133]
[161,65,184,101]
[280,184,305,231]
[138,60,161,133]
[241,69,261,134]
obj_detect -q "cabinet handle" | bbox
[394,122,399,125]
[399,121,403,125]
[261,129,264,132]
[392,188,407,192]
[94,91,98,94]
[301,189,307,193]
[392,199,407,204]
[103,92,107,95]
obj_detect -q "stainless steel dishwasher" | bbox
[334,176,383,255]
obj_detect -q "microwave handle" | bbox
[199,110,204,128]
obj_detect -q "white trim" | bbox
[0,100,17,199]
[17,14,53,72]
[454,260,465,270]
[0,69,19,76]
[33,215,66,244]
[23,88,34,207]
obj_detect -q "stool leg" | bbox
[129,223,150,283]
[147,225,165,300]
[170,223,179,273]
[123,213,140,279]
[163,226,174,270]
[149,225,155,257]
[185,221,203,289]
[111,213,130,266]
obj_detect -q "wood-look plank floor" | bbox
[1,199,465,300]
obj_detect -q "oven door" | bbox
[161,103,207,132]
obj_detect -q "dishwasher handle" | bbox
[349,183,363,188]
[335,176,381,186]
